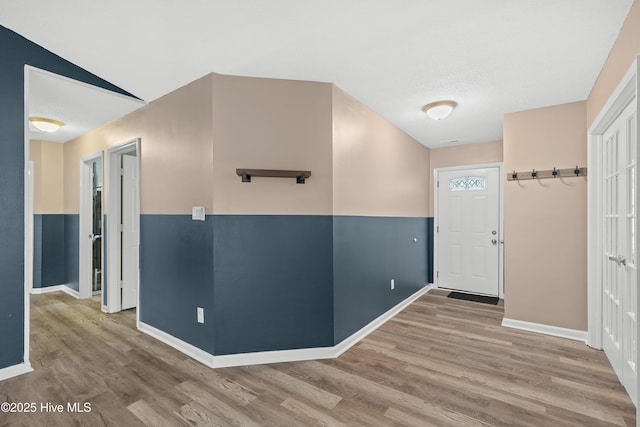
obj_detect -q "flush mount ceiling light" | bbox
[29,117,64,133]
[422,100,457,120]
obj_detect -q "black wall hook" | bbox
[552,167,558,177]
[512,170,518,180]
[574,165,580,176]
[531,169,537,178]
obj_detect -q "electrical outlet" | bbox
[197,307,204,324]
[391,279,395,290]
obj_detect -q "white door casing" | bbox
[121,154,139,310]
[435,165,502,297]
[106,139,140,316]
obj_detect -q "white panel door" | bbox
[602,100,637,404]
[121,155,138,310]
[437,167,500,296]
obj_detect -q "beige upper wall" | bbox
[503,101,587,331]
[587,0,640,126]
[211,74,333,215]
[332,86,430,217]
[428,140,503,216]
[64,74,213,215]
[30,139,64,214]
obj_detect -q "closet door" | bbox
[602,100,637,404]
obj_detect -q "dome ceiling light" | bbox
[29,117,64,133]
[422,100,457,120]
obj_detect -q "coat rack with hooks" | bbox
[506,166,587,181]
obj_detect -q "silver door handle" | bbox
[90,234,102,241]
[608,254,627,266]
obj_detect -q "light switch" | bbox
[192,206,205,221]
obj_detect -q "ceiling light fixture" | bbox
[422,100,457,120]
[29,117,64,133]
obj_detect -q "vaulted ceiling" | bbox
[2,0,634,147]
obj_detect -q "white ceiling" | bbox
[28,68,145,143]
[3,0,634,148]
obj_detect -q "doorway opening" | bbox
[22,66,145,375]
[79,151,104,300]
[434,163,504,298]
[106,139,140,317]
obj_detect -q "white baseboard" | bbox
[0,362,33,382]
[211,346,336,368]
[30,284,80,299]
[138,321,216,367]
[333,284,432,357]
[502,318,588,342]
[138,284,432,369]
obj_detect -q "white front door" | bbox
[437,167,501,296]
[121,154,139,310]
[602,99,637,404]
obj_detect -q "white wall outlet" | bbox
[197,307,204,324]
[192,206,205,221]
[391,279,395,290]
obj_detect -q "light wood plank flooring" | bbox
[0,289,635,426]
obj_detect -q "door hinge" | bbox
[437,271,439,278]
[119,280,123,289]
[119,168,124,176]
[437,225,439,232]
[119,224,124,232]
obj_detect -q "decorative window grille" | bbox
[449,176,486,191]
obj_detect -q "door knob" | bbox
[491,239,497,245]
[608,254,627,266]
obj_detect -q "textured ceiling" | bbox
[2,0,634,147]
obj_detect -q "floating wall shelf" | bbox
[236,168,311,184]
[507,166,587,181]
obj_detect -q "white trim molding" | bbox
[0,362,33,382]
[139,284,432,369]
[502,318,587,342]
[30,284,80,299]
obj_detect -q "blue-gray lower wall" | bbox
[140,215,215,354]
[333,216,429,344]
[64,215,79,291]
[33,214,65,288]
[213,215,334,355]
[137,214,432,357]
[33,215,42,288]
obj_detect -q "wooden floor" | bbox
[0,290,635,426]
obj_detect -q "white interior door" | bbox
[121,154,138,310]
[437,167,500,296]
[602,99,637,404]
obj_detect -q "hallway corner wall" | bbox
[331,85,431,343]
[503,101,588,331]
